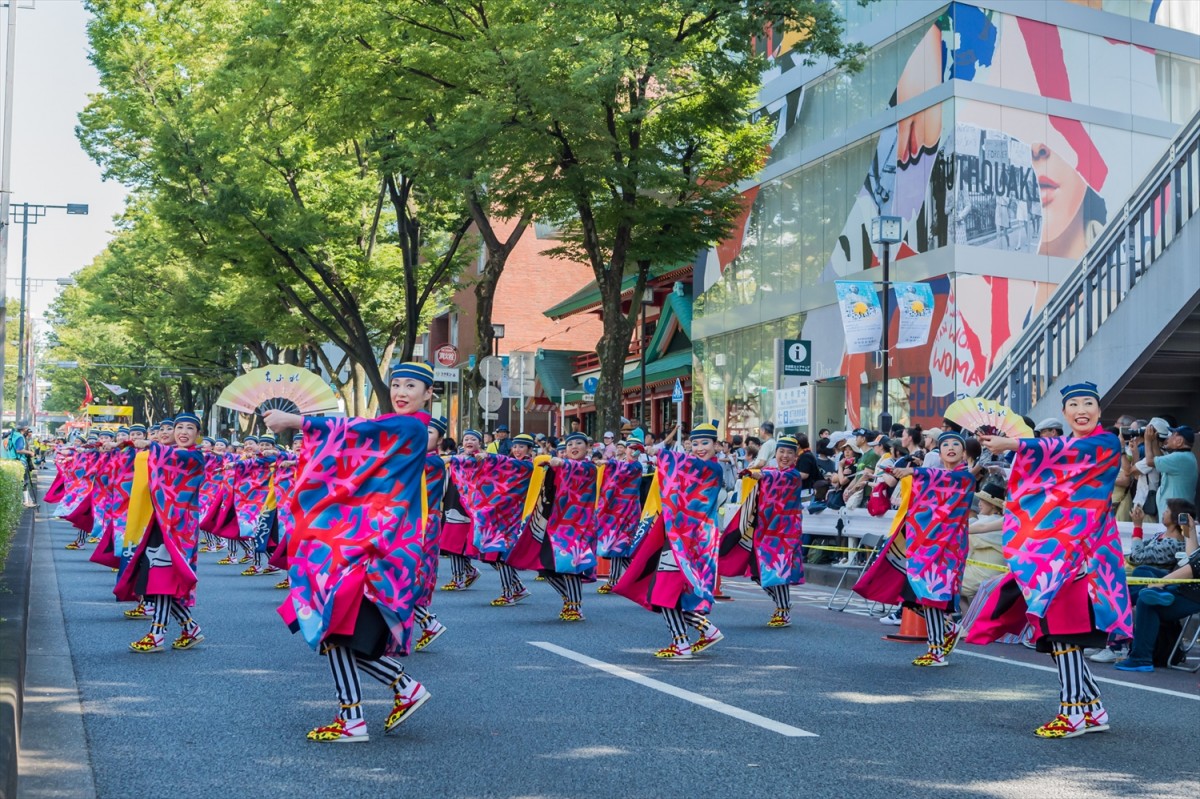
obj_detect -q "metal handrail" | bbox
[978,107,1200,411]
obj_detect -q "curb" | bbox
[0,509,34,799]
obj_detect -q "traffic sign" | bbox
[776,385,810,427]
[435,345,459,367]
[478,385,503,412]
[781,339,812,377]
[482,411,499,420]
[480,355,504,382]
[583,376,599,394]
[671,378,684,403]
[433,366,459,383]
[581,393,595,403]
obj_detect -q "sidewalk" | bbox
[16,504,96,799]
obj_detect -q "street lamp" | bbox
[640,291,653,429]
[6,203,89,425]
[870,215,902,436]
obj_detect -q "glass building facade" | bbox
[692,0,1200,439]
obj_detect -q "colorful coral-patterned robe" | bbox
[615,451,723,614]
[415,453,447,608]
[278,414,427,658]
[595,460,644,559]
[114,444,206,603]
[966,428,1131,646]
[451,454,534,562]
[719,468,806,588]
[508,458,597,576]
[854,467,975,611]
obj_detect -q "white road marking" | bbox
[955,648,1200,701]
[528,641,818,738]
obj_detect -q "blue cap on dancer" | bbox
[462,429,483,443]
[512,433,536,449]
[776,435,799,451]
[1060,381,1099,405]
[129,424,147,435]
[117,426,130,434]
[690,419,720,441]
[389,361,435,387]
[175,413,201,428]
[939,430,966,447]
[201,436,215,444]
[260,433,277,444]
[216,437,229,446]
[160,418,174,427]
[428,416,448,436]
[564,432,588,445]
[244,435,260,444]
[97,429,115,439]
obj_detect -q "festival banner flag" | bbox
[835,281,883,355]
[893,281,936,349]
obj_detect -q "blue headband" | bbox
[159,418,174,426]
[117,426,130,434]
[939,431,966,446]
[1060,381,1100,405]
[128,424,147,434]
[201,436,215,444]
[244,435,260,444]
[97,429,115,438]
[428,416,448,436]
[174,413,201,428]
[259,434,277,444]
[216,438,229,445]
[776,435,799,451]
[462,429,482,443]
[690,418,720,441]
[389,361,435,387]
[564,432,589,445]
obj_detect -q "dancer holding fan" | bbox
[263,362,435,743]
[968,382,1131,739]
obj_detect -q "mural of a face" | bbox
[1031,140,1088,257]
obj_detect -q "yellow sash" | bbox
[522,454,552,520]
[122,451,154,552]
[640,471,662,520]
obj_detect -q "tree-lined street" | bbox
[18,502,1199,799]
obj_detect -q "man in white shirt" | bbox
[749,421,776,469]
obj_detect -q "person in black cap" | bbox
[1143,423,1196,505]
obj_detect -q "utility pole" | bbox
[0,2,20,422]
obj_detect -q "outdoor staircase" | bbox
[978,107,1200,423]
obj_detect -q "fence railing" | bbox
[978,107,1200,411]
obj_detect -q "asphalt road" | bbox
[17,494,1200,799]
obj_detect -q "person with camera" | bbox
[1144,423,1197,505]
[1115,509,1200,673]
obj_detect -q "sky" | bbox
[1,0,128,322]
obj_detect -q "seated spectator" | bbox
[1129,499,1193,571]
[961,484,1007,610]
[921,427,943,468]
[1115,513,1200,672]
[1034,417,1065,437]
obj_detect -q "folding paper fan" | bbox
[944,397,1032,439]
[216,365,339,416]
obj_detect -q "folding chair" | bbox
[826,531,885,613]
[1168,612,1200,673]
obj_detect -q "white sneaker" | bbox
[880,610,902,626]
[832,559,860,569]
[1088,647,1123,664]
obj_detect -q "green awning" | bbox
[644,283,693,362]
[543,262,691,320]
[535,349,583,396]
[621,349,692,391]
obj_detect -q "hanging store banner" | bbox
[893,281,936,349]
[834,281,883,355]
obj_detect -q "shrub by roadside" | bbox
[0,462,26,568]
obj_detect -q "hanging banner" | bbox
[835,281,883,355]
[892,281,936,349]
